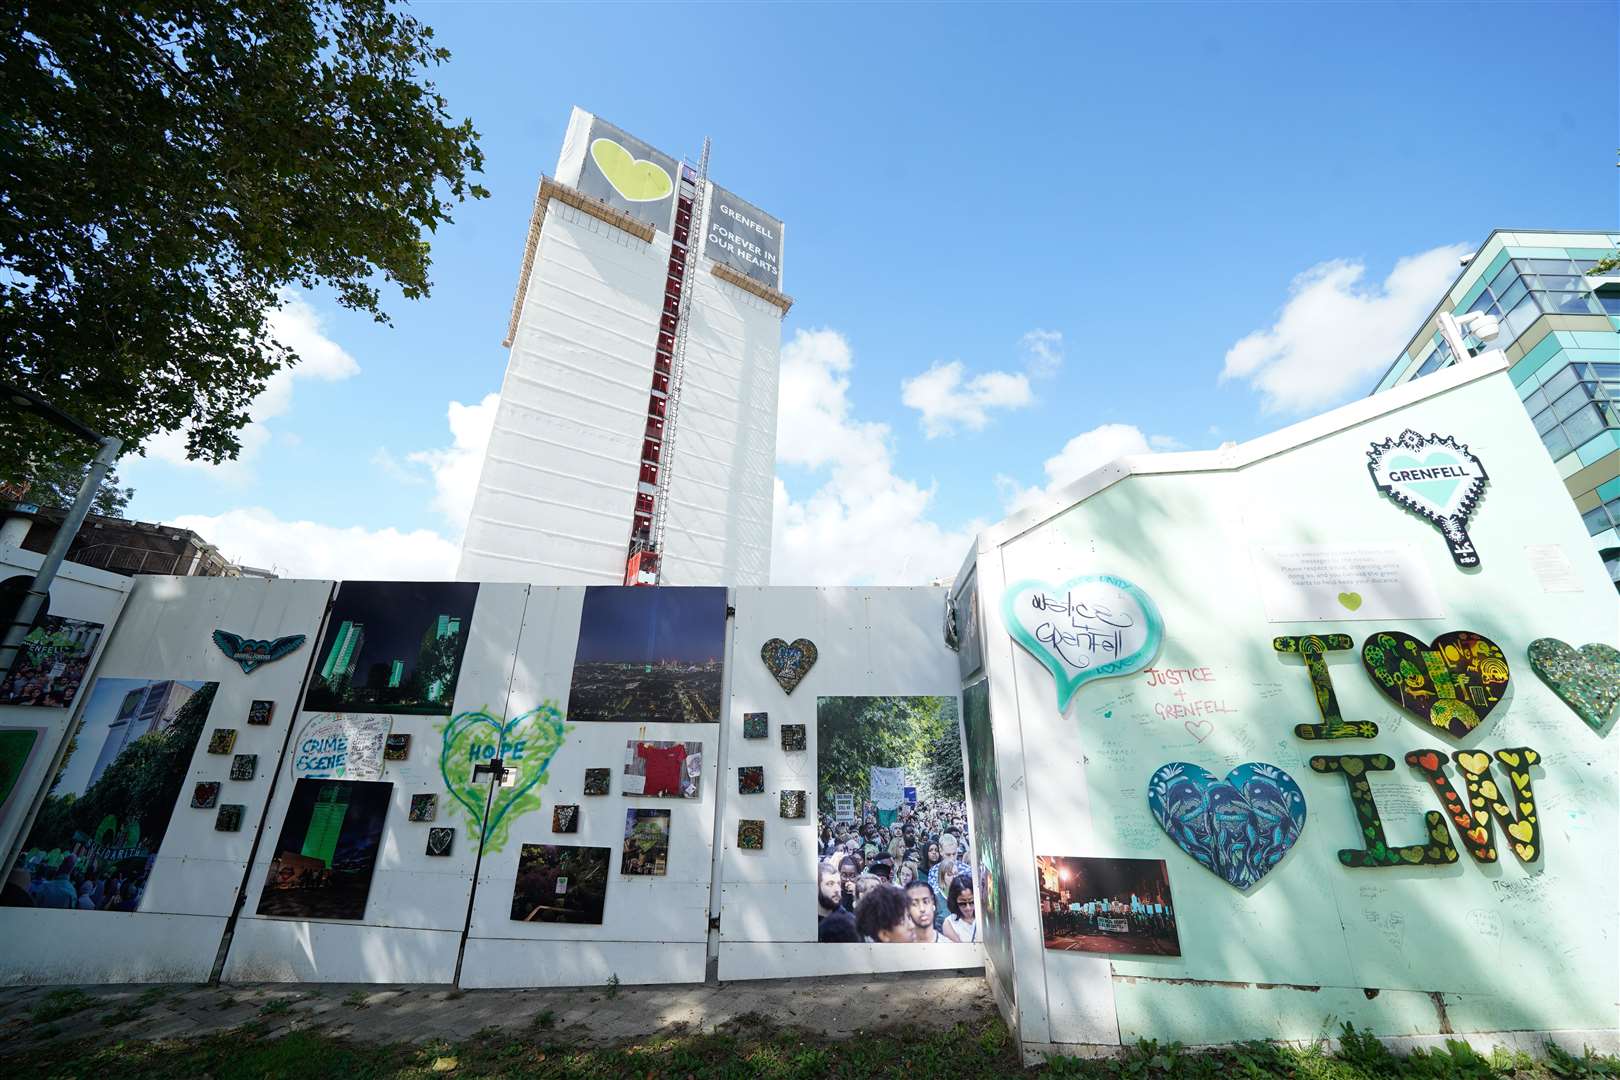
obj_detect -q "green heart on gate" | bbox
[438,703,570,854]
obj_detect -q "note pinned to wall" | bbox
[1250,544,1445,622]
[1523,544,1584,594]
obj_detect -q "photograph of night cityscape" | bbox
[567,587,726,724]
[302,582,480,716]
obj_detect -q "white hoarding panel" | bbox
[717,587,980,981]
[0,575,332,985]
[223,583,527,985]
[971,360,1620,1053]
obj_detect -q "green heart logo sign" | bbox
[589,138,673,203]
[1367,430,1487,567]
[1002,574,1164,712]
[438,703,569,854]
[1337,592,1362,612]
[1527,638,1620,733]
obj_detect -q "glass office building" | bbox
[1373,230,1620,588]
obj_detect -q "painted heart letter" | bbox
[589,137,673,202]
[1147,762,1307,890]
[1362,630,1510,738]
[1527,637,1620,733]
[1002,575,1164,711]
[1367,430,1488,567]
[439,703,569,854]
[761,638,818,694]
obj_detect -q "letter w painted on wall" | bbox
[1404,747,1542,863]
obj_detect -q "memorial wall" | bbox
[0,356,1614,1063]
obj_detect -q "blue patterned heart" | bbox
[1147,762,1307,890]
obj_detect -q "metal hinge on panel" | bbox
[708,914,721,931]
[725,605,736,619]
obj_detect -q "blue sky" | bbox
[121,2,1619,582]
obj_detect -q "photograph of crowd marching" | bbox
[812,695,979,945]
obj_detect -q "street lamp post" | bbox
[0,383,123,679]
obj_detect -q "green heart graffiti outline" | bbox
[437,703,570,854]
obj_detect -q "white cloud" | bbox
[900,361,1033,438]
[1021,329,1064,377]
[899,328,1065,438]
[170,507,459,580]
[139,291,361,477]
[1221,243,1469,413]
[997,423,1156,514]
[773,328,982,585]
[406,392,499,530]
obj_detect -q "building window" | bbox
[1526,362,1620,461]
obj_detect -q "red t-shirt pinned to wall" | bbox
[637,742,686,797]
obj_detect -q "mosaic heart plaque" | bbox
[1527,637,1620,733]
[1147,762,1307,890]
[761,638,817,694]
[1362,630,1509,738]
[1002,575,1163,711]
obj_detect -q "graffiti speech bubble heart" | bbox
[438,703,569,854]
[1002,575,1163,712]
[1147,761,1307,890]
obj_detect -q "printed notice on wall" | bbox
[1524,544,1584,594]
[1250,544,1445,622]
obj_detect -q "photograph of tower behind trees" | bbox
[302,582,480,716]
[567,587,726,723]
[6,678,217,913]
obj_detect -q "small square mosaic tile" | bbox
[553,804,580,832]
[191,782,220,809]
[206,728,237,755]
[742,712,768,739]
[738,819,764,850]
[215,804,243,832]
[780,724,806,752]
[409,794,437,822]
[738,766,764,794]
[779,790,806,818]
[229,754,257,782]
[583,769,611,796]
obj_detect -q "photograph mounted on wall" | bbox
[622,739,702,799]
[302,581,479,716]
[567,586,727,723]
[812,695,970,944]
[256,778,391,921]
[5,677,217,912]
[1037,855,1181,956]
[621,808,670,875]
[0,615,104,708]
[510,843,610,924]
[0,726,47,823]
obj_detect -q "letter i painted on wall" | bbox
[1273,635,1379,740]
[1309,753,1458,867]
[1404,747,1542,864]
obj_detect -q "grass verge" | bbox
[0,1017,1615,1079]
